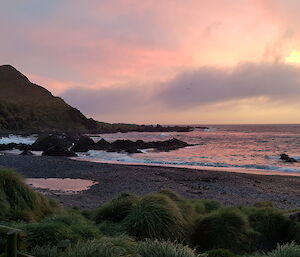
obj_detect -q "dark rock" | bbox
[32,134,75,151]
[42,146,77,157]
[19,150,34,156]
[135,140,149,149]
[71,136,95,152]
[152,138,190,151]
[93,138,111,150]
[0,143,16,151]
[109,140,141,153]
[17,143,33,151]
[280,154,297,163]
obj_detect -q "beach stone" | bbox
[280,153,297,163]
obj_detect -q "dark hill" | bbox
[0,65,97,132]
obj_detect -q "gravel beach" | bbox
[0,154,299,209]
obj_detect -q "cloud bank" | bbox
[62,62,300,122]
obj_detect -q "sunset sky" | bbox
[1,0,300,124]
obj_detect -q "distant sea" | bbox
[1,124,300,174]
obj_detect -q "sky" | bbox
[1,0,300,124]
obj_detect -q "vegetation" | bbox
[0,168,58,221]
[0,169,299,257]
[0,65,97,132]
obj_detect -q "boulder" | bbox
[109,140,141,153]
[71,136,95,152]
[19,150,34,156]
[32,134,75,151]
[135,140,149,149]
[42,146,77,157]
[152,138,190,151]
[280,154,297,163]
[0,143,16,151]
[93,138,111,150]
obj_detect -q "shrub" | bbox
[60,236,138,257]
[247,208,290,250]
[253,243,300,257]
[190,208,256,252]
[138,240,201,257]
[0,169,58,221]
[94,193,138,223]
[123,194,187,241]
[206,248,238,257]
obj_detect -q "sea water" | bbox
[79,124,300,174]
[1,125,300,174]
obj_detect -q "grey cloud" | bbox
[61,62,300,116]
[156,62,300,109]
[61,86,148,116]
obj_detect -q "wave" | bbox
[0,135,37,145]
[76,150,300,174]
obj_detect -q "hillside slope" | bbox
[0,65,97,132]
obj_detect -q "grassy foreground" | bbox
[0,168,299,257]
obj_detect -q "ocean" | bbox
[1,124,300,174]
[79,124,300,174]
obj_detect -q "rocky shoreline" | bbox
[0,153,299,209]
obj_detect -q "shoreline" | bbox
[0,153,299,209]
[71,157,300,177]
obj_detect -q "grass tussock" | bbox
[94,193,138,223]
[253,243,300,257]
[22,213,101,248]
[138,240,202,257]
[246,207,291,250]
[123,193,188,241]
[0,168,58,221]
[60,236,137,257]
[0,170,299,257]
[190,208,257,252]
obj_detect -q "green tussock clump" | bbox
[0,168,58,221]
[190,208,256,252]
[287,222,300,244]
[22,213,101,248]
[159,190,197,225]
[123,193,188,241]
[31,245,59,257]
[97,221,126,237]
[253,243,300,257]
[246,207,290,250]
[137,240,202,257]
[188,199,222,215]
[94,193,139,223]
[206,248,238,257]
[60,236,138,257]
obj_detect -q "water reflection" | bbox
[26,178,97,194]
